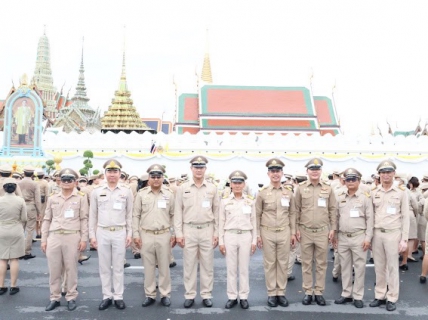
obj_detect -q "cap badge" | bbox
[272,160,277,165]
[314,159,319,165]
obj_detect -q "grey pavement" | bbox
[2,241,428,320]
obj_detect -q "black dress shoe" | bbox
[161,297,171,306]
[114,299,126,309]
[99,298,112,310]
[45,300,60,311]
[7,264,10,270]
[399,264,408,271]
[68,300,77,311]
[386,301,396,311]
[23,254,36,260]
[267,296,278,307]
[332,276,338,282]
[61,291,66,297]
[124,263,131,268]
[295,260,302,265]
[134,253,141,259]
[78,255,91,265]
[287,275,295,281]
[334,296,353,304]
[302,294,312,305]
[315,295,326,306]
[240,299,249,309]
[142,297,156,307]
[277,296,289,307]
[184,299,194,308]
[32,239,37,243]
[90,247,97,251]
[36,235,41,239]
[354,300,364,308]
[225,299,238,309]
[369,257,374,263]
[420,276,427,283]
[203,298,213,307]
[369,299,386,307]
[9,287,20,295]
[169,262,177,268]
[0,287,7,295]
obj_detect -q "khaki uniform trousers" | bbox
[224,231,252,299]
[183,224,214,299]
[372,229,401,303]
[260,226,290,296]
[23,204,37,255]
[46,233,80,301]
[140,230,171,298]
[287,242,301,276]
[300,227,329,295]
[338,233,367,300]
[332,249,341,278]
[96,227,126,300]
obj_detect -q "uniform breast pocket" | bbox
[264,200,276,212]
[183,193,194,206]
[373,199,381,208]
[98,198,108,209]
[142,200,152,211]
[302,193,312,207]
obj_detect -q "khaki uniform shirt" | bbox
[371,184,410,241]
[295,180,337,230]
[174,179,220,238]
[132,186,175,238]
[129,181,138,198]
[49,182,61,195]
[36,179,49,204]
[0,177,23,197]
[41,189,89,243]
[89,183,134,239]
[18,177,42,214]
[336,188,374,243]
[255,184,296,236]
[219,193,257,246]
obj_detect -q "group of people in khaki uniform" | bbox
[0,155,423,314]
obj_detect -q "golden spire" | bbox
[201,29,213,83]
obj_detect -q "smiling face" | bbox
[307,168,322,182]
[344,176,360,192]
[191,165,206,180]
[105,169,120,184]
[267,168,282,184]
[380,170,395,185]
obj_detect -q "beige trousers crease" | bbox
[183,224,214,299]
[24,204,37,255]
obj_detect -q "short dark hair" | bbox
[409,176,420,188]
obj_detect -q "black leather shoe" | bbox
[399,264,408,271]
[61,291,66,296]
[420,276,427,283]
[334,296,353,304]
[99,298,112,310]
[354,300,364,308]
[386,301,396,311]
[114,300,126,309]
[315,295,326,306]
[23,254,36,260]
[68,300,77,311]
[0,287,7,295]
[240,299,249,309]
[287,275,295,281]
[277,296,289,307]
[161,297,171,307]
[142,297,156,307]
[45,301,60,311]
[295,260,302,265]
[7,264,10,270]
[225,299,238,309]
[203,299,213,307]
[9,287,20,295]
[124,263,131,268]
[90,247,97,251]
[369,299,386,307]
[302,294,312,305]
[78,255,91,265]
[184,299,194,308]
[332,276,338,282]
[169,262,177,268]
[134,253,141,259]
[267,296,278,307]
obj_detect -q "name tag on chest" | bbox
[318,198,327,207]
[113,202,123,210]
[243,205,251,214]
[158,200,167,209]
[202,200,211,208]
[387,206,396,215]
[64,209,74,218]
[281,198,289,207]
[350,209,359,218]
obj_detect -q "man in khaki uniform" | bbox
[35,169,49,239]
[18,165,41,260]
[333,168,373,308]
[256,159,296,308]
[0,164,23,197]
[219,170,257,310]
[174,156,219,308]
[41,169,88,311]
[295,158,336,306]
[133,164,175,307]
[369,160,409,312]
[89,160,133,310]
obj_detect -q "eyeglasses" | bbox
[61,178,75,183]
[345,177,358,182]
[150,175,163,180]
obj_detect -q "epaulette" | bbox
[364,192,371,198]
[399,185,406,191]
[222,194,229,199]
[93,184,102,189]
[78,191,85,196]
[261,185,269,190]
[246,194,254,200]
[137,186,149,193]
[299,181,307,185]
[50,192,55,196]
[162,186,173,193]
[322,180,331,186]
[120,183,130,189]
[284,185,293,192]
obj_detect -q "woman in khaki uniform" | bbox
[0,178,27,295]
[219,170,256,309]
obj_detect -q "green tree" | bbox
[45,160,55,174]
[80,150,94,177]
